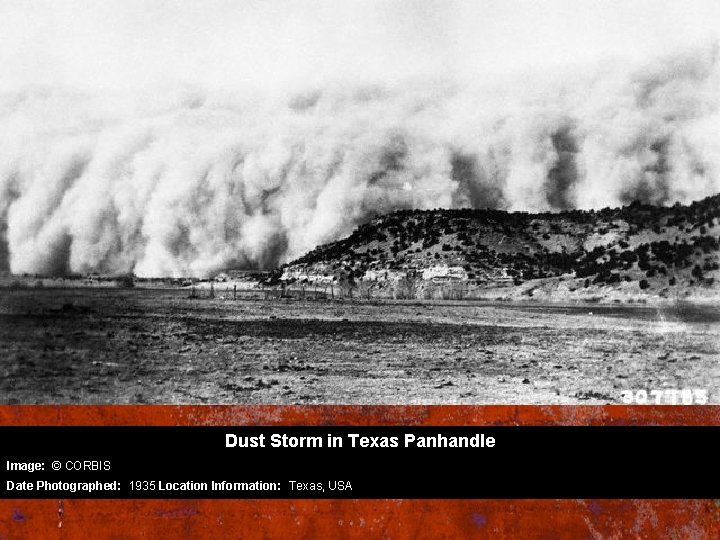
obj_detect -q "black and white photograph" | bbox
[1,0,719,404]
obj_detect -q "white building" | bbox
[422,264,467,282]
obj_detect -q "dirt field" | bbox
[1,288,718,403]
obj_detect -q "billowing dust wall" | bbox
[0,47,718,277]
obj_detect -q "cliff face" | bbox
[280,194,720,301]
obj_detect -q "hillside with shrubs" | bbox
[281,193,720,302]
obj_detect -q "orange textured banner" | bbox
[1,405,719,539]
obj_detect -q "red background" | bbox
[1,405,719,539]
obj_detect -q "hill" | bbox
[277,193,720,303]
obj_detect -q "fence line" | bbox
[184,280,512,301]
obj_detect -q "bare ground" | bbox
[0,288,718,404]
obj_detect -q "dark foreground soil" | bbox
[1,288,718,403]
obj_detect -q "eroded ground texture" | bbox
[1,289,718,403]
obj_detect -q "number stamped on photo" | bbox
[620,388,709,405]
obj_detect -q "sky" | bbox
[1,0,719,275]
[1,0,719,92]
